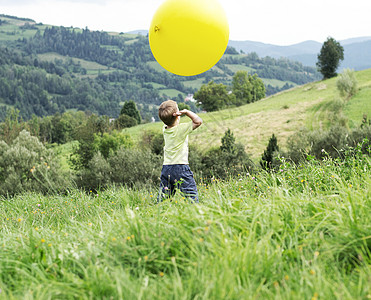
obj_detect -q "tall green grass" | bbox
[0,148,370,299]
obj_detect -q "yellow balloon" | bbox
[149,0,229,76]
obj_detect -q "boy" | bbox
[157,100,202,203]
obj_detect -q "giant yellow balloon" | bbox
[149,0,229,76]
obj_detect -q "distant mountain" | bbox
[125,30,148,36]
[125,31,371,70]
[229,37,371,71]
[228,40,322,58]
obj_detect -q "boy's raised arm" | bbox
[173,109,202,130]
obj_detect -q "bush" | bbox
[76,147,162,191]
[95,131,133,159]
[198,129,254,180]
[114,114,137,130]
[336,68,358,99]
[260,134,280,170]
[140,130,164,156]
[108,148,161,188]
[200,143,253,180]
[286,124,371,163]
[0,130,70,196]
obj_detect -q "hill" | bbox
[229,37,371,71]
[0,14,320,121]
[124,68,371,160]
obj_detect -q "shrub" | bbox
[0,130,70,196]
[336,68,358,99]
[140,130,164,156]
[75,152,111,191]
[114,114,137,130]
[95,131,133,159]
[76,147,162,191]
[260,134,280,170]
[286,124,371,163]
[120,100,141,124]
[199,130,254,180]
[108,148,161,188]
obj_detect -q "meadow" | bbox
[0,144,370,299]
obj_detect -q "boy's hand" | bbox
[173,109,202,130]
[173,109,188,117]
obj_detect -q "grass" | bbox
[262,78,297,88]
[0,148,370,299]
[147,82,167,89]
[50,141,78,172]
[344,87,371,128]
[37,52,113,76]
[183,78,206,90]
[0,16,50,42]
[225,64,255,74]
[160,89,185,98]
[146,61,167,73]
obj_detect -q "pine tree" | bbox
[260,134,279,170]
[220,129,236,154]
[120,100,141,124]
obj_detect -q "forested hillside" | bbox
[0,15,321,121]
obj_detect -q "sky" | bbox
[0,0,370,45]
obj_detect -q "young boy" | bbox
[157,100,202,203]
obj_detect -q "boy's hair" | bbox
[158,100,178,126]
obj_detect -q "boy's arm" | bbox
[173,109,202,130]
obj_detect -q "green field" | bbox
[183,78,206,90]
[344,87,371,127]
[262,78,297,88]
[146,61,167,73]
[0,148,370,299]
[148,82,167,89]
[37,52,113,76]
[225,63,255,73]
[160,89,185,98]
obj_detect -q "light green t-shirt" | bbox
[163,122,193,165]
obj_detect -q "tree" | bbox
[177,102,190,111]
[114,114,137,130]
[232,71,253,104]
[120,100,141,124]
[194,81,235,112]
[317,37,344,79]
[232,71,265,104]
[220,128,236,154]
[260,134,279,170]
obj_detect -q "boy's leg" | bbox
[157,165,176,203]
[178,165,199,203]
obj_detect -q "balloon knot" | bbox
[154,26,160,32]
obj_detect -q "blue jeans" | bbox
[157,164,199,203]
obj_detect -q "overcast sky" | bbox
[1,0,370,45]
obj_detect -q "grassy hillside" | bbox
[125,68,371,160]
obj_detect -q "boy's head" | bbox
[158,100,178,126]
